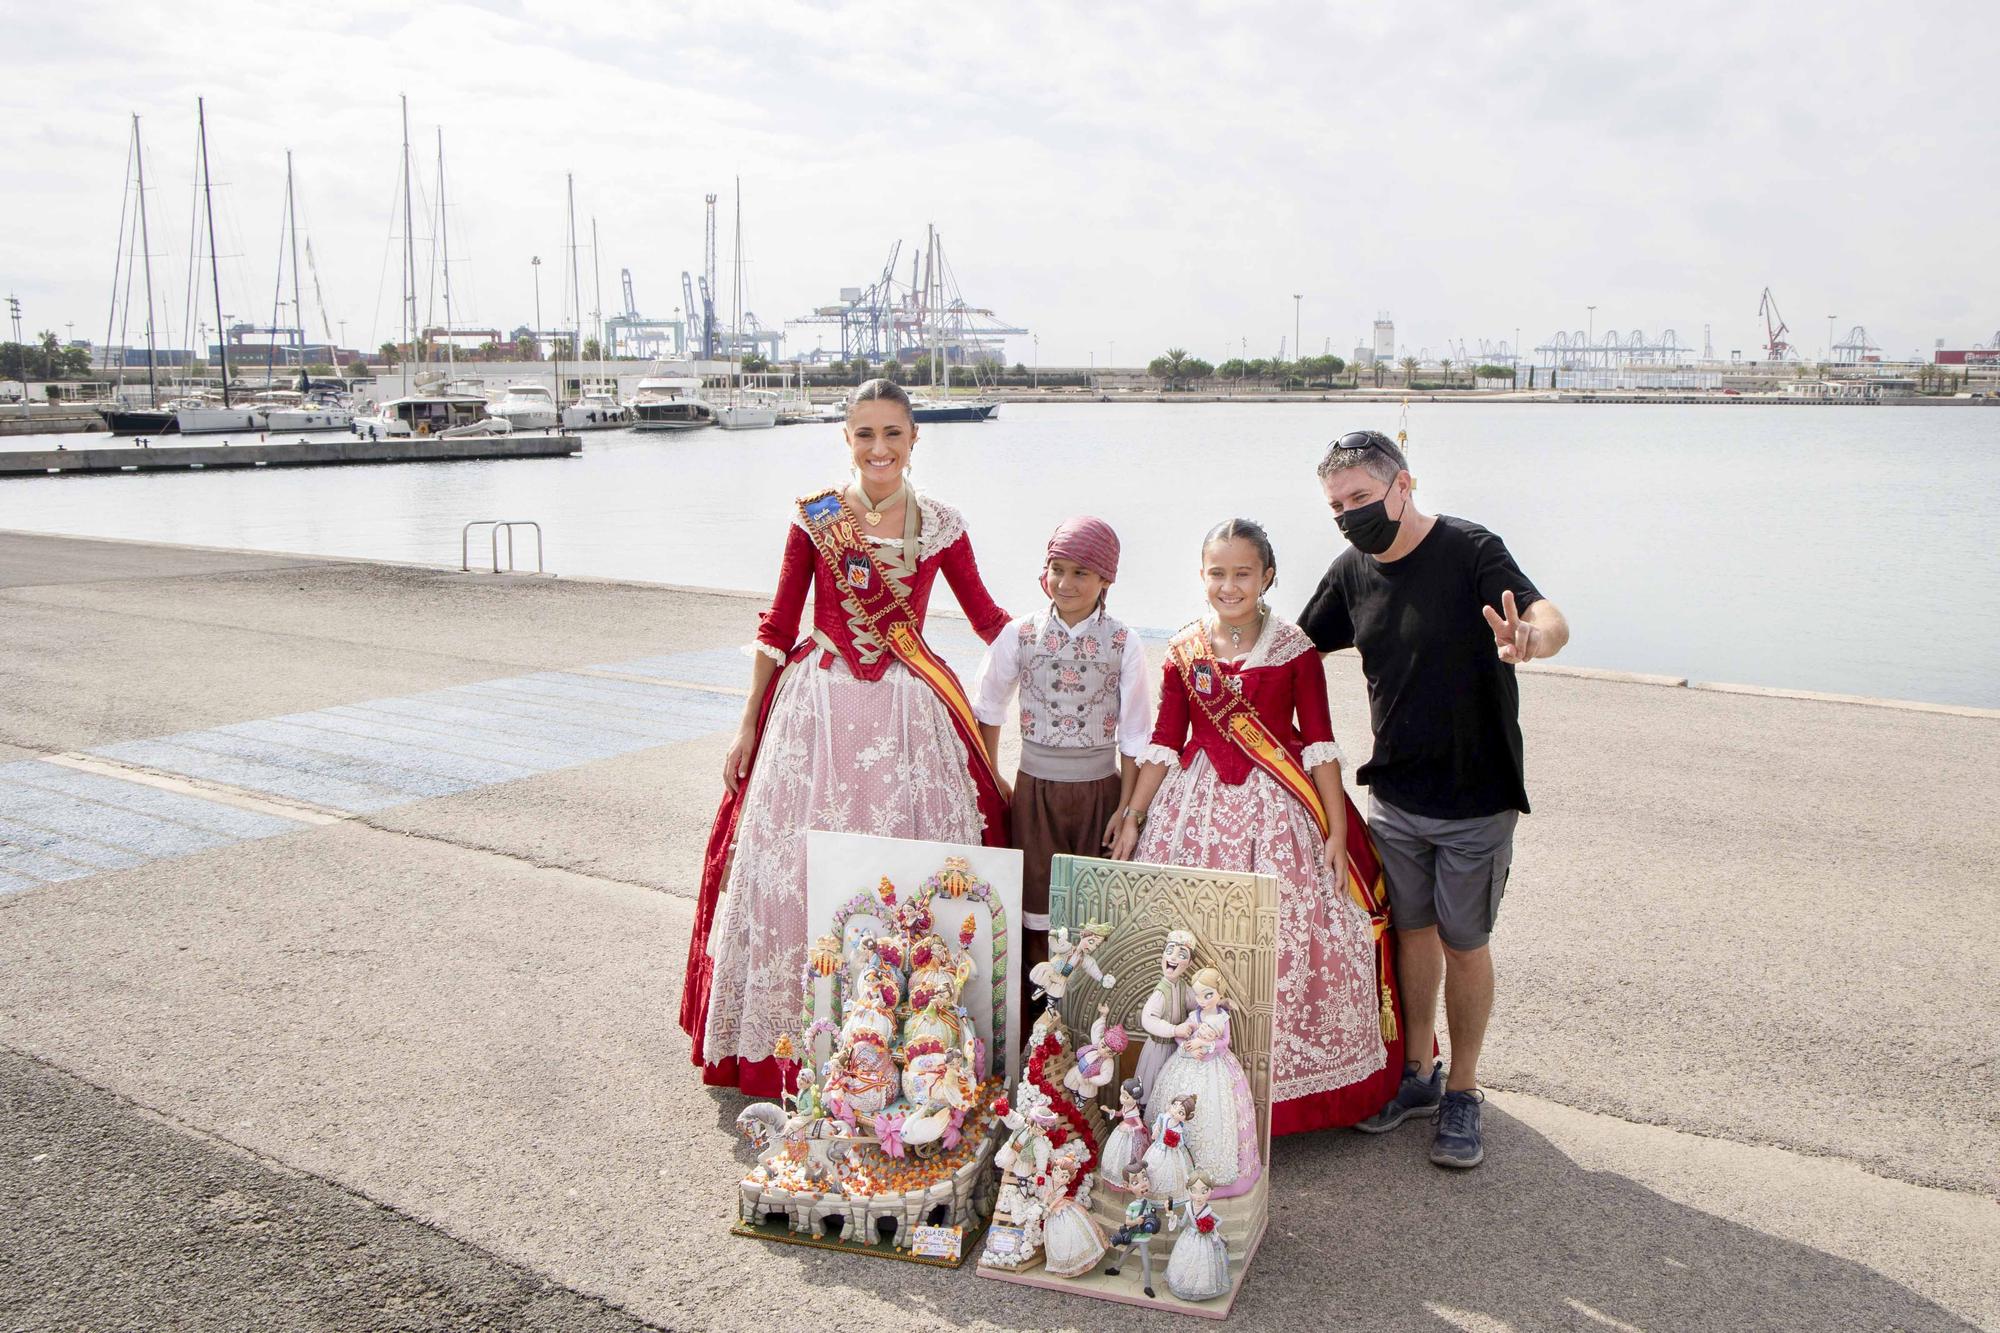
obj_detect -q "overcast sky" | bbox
[5,0,1994,366]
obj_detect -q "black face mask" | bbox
[1336,484,1403,554]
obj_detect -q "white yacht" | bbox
[714,391,780,431]
[175,402,267,434]
[353,390,510,438]
[562,378,632,431]
[251,389,354,432]
[629,375,715,431]
[487,383,561,433]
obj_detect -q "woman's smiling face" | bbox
[845,399,916,488]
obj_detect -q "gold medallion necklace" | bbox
[849,479,906,528]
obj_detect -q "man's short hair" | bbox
[1317,430,1406,486]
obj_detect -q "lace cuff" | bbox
[743,641,787,664]
[1139,743,1182,767]
[1301,740,1347,770]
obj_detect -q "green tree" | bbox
[37,331,61,378]
[878,359,902,382]
[742,352,770,374]
[303,362,335,377]
[513,334,537,361]
[581,337,604,361]
[380,341,402,366]
[1185,357,1214,383]
[1473,363,1510,380]
[59,346,93,377]
[0,342,26,380]
[1399,355,1420,386]
[1217,357,1249,382]
[1438,357,1455,388]
[1011,362,1028,378]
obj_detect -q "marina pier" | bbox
[0,531,1991,1331]
[0,432,582,476]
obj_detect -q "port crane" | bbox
[787,231,1026,364]
[1758,287,1796,361]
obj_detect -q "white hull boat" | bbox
[176,404,267,434]
[488,383,560,433]
[563,394,631,430]
[715,402,778,430]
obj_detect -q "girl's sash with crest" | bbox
[794,488,1009,837]
[1167,623,1400,1040]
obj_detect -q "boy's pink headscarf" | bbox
[1046,516,1120,583]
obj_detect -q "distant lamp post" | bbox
[1032,333,1039,389]
[1827,314,1837,365]
[1293,293,1302,369]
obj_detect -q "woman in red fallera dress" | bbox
[1111,519,1405,1134]
[679,380,1011,1097]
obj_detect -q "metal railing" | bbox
[461,520,545,574]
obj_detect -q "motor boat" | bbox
[352,390,508,438]
[487,383,561,433]
[715,391,780,431]
[562,379,632,431]
[905,396,998,423]
[629,375,715,431]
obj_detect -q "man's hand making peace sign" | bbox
[1482,588,1569,665]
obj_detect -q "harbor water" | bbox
[2,402,1995,708]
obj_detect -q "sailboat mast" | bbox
[135,115,159,404]
[287,150,304,381]
[591,215,604,368]
[197,96,232,408]
[266,154,289,385]
[399,95,415,398]
[437,128,455,373]
[732,176,742,390]
[103,121,135,391]
[566,173,581,387]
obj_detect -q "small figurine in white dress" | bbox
[1037,1152,1108,1278]
[1029,921,1117,1001]
[1138,1093,1196,1202]
[1062,1002,1129,1105]
[1098,1077,1151,1192]
[1135,930,1197,1107]
[1141,967,1262,1197]
[1165,1174,1230,1302]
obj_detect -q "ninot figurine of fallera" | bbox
[1165,1173,1230,1302]
[1097,1077,1150,1191]
[1139,1092,1197,1202]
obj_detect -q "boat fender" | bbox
[417,421,433,436]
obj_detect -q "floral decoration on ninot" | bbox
[1196,1213,1217,1234]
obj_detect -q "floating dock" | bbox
[0,433,582,476]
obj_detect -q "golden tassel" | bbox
[1376,936,1398,1043]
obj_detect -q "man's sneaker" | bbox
[1354,1061,1443,1134]
[1429,1088,1485,1168]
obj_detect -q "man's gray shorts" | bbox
[1367,795,1518,951]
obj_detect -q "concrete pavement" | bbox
[0,530,1993,1331]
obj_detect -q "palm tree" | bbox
[1438,357,1454,388]
[37,331,61,378]
[1399,355,1420,387]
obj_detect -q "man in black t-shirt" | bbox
[1299,430,1569,1170]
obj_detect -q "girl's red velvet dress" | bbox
[1134,616,1406,1134]
[680,492,1009,1096]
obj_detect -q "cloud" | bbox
[1,0,1992,365]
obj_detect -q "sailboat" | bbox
[255,150,351,431]
[904,224,998,424]
[101,113,176,435]
[714,177,776,431]
[353,99,508,439]
[174,98,266,435]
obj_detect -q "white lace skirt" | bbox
[1135,754,1386,1102]
[701,656,986,1065]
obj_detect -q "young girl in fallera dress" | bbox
[679,379,1012,1097]
[1112,519,1407,1135]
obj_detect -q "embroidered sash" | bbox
[795,488,1002,792]
[1168,623,1400,1041]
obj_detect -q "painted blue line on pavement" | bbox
[0,768,271,858]
[0,764,308,840]
[86,740,415,814]
[0,817,149,871]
